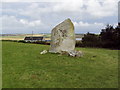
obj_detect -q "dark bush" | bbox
[76,41,84,47]
[76,24,120,49]
[81,32,101,48]
[100,24,120,49]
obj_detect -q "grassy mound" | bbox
[2,41,118,88]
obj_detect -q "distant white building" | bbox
[24,37,44,42]
[24,36,51,43]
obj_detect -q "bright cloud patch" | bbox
[20,19,42,27]
[73,21,105,33]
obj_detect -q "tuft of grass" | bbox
[2,41,118,88]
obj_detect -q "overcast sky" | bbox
[1,0,119,34]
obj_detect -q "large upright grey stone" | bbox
[49,18,75,53]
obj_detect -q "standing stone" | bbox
[49,18,75,53]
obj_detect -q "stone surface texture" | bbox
[49,18,75,53]
[68,50,83,57]
[40,50,48,54]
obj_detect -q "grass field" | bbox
[2,41,118,88]
[0,34,46,40]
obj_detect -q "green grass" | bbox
[2,41,118,88]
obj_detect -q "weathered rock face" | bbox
[68,50,83,57]
[60,50,83,57]
[49,18,75,53]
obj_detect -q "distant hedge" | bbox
[17,40,50,45]
[1,40,18,42]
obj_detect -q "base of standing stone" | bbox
[60,50,83,57]
[41,49,83,57]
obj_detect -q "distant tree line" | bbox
[76,24,120,49]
